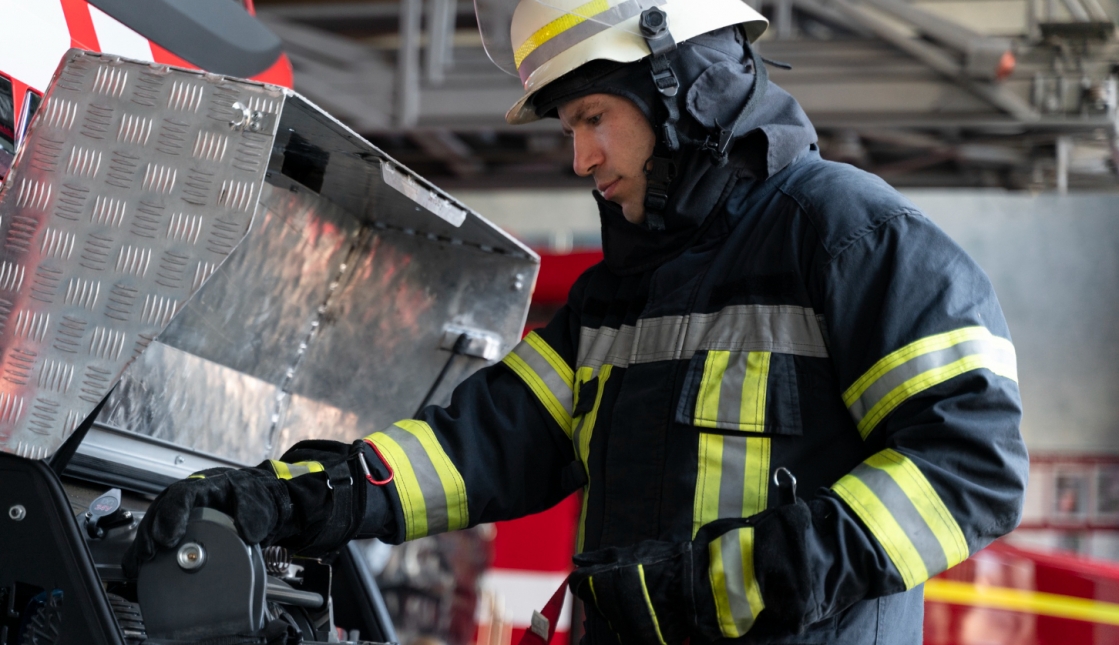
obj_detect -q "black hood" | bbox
[533,27,817,275]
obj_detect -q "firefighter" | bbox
[125,1,1029,642]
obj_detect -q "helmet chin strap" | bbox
[640,7,679,232]
[638,8,772,231]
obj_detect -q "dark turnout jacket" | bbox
[362,74,1028,641]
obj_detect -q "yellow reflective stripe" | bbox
[708,528,763,638]
[692,434,771,538]
[269,460,325,480]
[743,437,770,517]
[694,432,725,538]
[396,419,469,533]
[843,327,1017,439]
[740,352,770,431]
[513,0,611,68]
[925,579,1119,626]
[832,473,929,589]
[575,364,612,553]
[188,474,206,479]
[708,534,737,637]
[636,564,668,645]
[503,332,574,438]
[867,449,969,570]
[525,331,574,385]
[366,432,428,540]
[694,351,770,431]
[366,420,469,540]
[695,351,729,429]
[270,460,292,479]
[738,529,765,630]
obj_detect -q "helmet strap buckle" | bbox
[701,122,736,165]
[639,7,680,230]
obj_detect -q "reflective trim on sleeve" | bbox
[365,419,469,540]
[844,326,1017,439]
[708,527,764,639]
[832,448,969,590]
[268,460,325,480]
[693,433,770,538]
[503,331,575,438]
[694,350,771,432]
[577,305,828,370]
[575,364,612,553]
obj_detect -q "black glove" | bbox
[123,439,395,578]
[569,540,697,645]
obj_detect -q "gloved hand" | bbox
[123,439,395,578]
[568,540,697,645]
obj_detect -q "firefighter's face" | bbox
[559,94,656,225]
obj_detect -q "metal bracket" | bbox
[439,325,503,361]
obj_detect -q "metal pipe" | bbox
[1076,0,1114,23]
[265,581,325,609]
[1059,0,1092,22]
[861,0,977,54]
[1056,135,1071,193]
[827,0,1037,120]
[775,0,795,39]
[426,0,456,84]
[396,0,422,128]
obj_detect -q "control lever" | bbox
[84,488,134,539]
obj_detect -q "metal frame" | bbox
[254,0,1119,190]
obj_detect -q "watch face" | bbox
[91,495,121,516]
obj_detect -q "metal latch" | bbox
[229,101,276,133]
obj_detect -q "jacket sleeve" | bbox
[696,208,1029,637]
[361,284,584,544]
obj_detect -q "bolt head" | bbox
[177,542,207,571]
[8,505,26,521]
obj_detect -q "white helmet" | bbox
[475,0,769,124]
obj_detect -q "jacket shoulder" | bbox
[775,158,922,260]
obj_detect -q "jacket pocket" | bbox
[676,350,803,436]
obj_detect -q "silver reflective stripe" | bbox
[517,0,664,84]
[576,325,635,369]
[504,332,575,433]
[848,335,1016,426]
[717,532,755,630]
[693,433,770,537]
[717,357,749,426]
[577,305,828,369]
[831,449,968,589]
[709,527,763,638]
[380,424,454,535]
[718,436,748,521]
[849,461,947,575]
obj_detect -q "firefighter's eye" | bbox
[588,114,602,126]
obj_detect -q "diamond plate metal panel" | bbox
[0,50,282,459]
